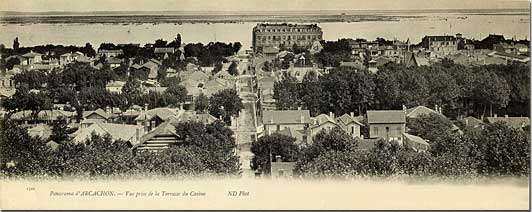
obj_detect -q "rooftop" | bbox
[263,110,311,124]
[366,110,406,124]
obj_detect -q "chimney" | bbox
[297,106,301,110]
[494,114,498,118]
[402,105,407,113]
[136,128,141,143]
[144,103,148,111]
[465,119,469,126]
[329,112,334,119]
[504,114,508,118]
[179,103,184,110]
[435,104,439,113]
[350,112,354,118]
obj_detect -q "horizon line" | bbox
[1,8,529,14]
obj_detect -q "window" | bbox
[373,127,379,136]
[351,126,355,134]
[276,125,280,131]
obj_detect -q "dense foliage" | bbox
[274,62,528,119]
[0,119,241,177]
[250,133,300,174]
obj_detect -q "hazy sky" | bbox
[0,0,529,12]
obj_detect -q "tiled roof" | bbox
[154,47,175,54]
[73,122,143,145]
[405,106,444,119]
[486,117,530,129]
[83,109,112,120]
[366,110,406,124]
[134,108,179,121]
[336,114,364,126]
[462,116,484,127]
[263,110,311,124]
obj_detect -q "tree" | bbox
[49,117,72,143]
[212,62,223,75]
[174,121,241,174]
[208,89,244,124]
[250,133,300,174]
[13,37,19,52]
[194,93,209,113]
[407,113,455,143]
[273,73,300,110]
[227,61,239,76]
[0,119,52,176]
[5,57,20,70]
[164,84,187,106]
[299,71,322,116]
[122,78,143,96]
[474,122,530,176]
[232,42,242,53]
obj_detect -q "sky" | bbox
[0,0,529,12]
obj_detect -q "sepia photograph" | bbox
[0,0,530,210]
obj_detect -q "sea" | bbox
[0,10,529,49]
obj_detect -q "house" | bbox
[486,116,530,129]
[262,110,311,144]
[403,52,430,67]
[462,116,484,128]
[335,112,364,138]
[133,118,182,152]
[106,57,123,69]
[366,110,406,143]
[81,109,112,128]
[421,35,458,57]
[72,122,144,146]
[20,51,43,65]
[143,59,162,80]
[402,133,430,152]
[134,107,180,131]
[154,47,175,56]
[176,111,218,124]
[339,61,365,70]
[98,49,123,58]
[405,105,444,119]
[106,81,126,94]
[310,113,340,137]
[488,51,530,63]
[11,110,75,124]
[59,52,86,65]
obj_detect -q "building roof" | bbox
[83,109,112,120]
[106,57,123,64]
[154,47,175,54]
[137,119,180,145]
[489,51,530,62]
[486,117,530,129]
[462,116,484,127]
[278,127,307,144]
[106,81,126,88]
[134,108,179,121]
[403,133,430,150]
[177,111,218,124]
[72,122,143,145]
[21,51,42,58]
[335,113,364,126]
[262,110,311,124]
[366,110,406,124]
[405,106,444,119]
[263,47,280,54]
[423,35,456,42]
[98,49,123,54]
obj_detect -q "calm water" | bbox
[0,13,529,49]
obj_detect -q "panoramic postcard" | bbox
[0,0,530,210]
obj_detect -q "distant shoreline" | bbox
[0,14,413,24]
